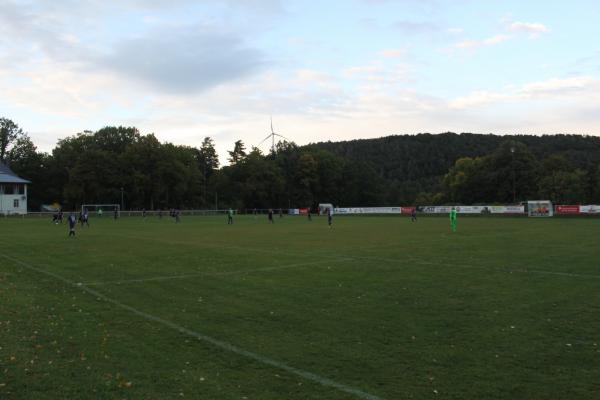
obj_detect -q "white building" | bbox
[0,163,30,215]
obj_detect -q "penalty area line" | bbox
[84,259,342,286]
[0,253,384,400]
[359,254,600,280]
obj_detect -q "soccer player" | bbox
[68,213,76,237]
[98,208,103,218]
[142,208,146,218]
[307,208,312,221]
[268,209,274,223]
[327,207,333,227]
[449,207,457,232]
[82,210,90,227]
[158,209,163,219]
[227,208,234,225]
[114,208,118,220]
[58,209,63,224]
[411,207,417,222]
[279,208,283,218]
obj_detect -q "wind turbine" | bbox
[257,117,290,153]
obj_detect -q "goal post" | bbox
[318,203,334,215]
[81,204,120,217]
[527,200,553,217]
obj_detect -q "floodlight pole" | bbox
[510,147,516,203]
[203,163,206,206]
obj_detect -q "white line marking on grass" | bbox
[84,259,338,286]
[355,255,600,280]
[111,232,345,262]
[113,233,600,281]
[0,253,384,400]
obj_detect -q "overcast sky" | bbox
[1,0,599,163]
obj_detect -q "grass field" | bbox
[1,214,599,399]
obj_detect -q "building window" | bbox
[14,199,19,208]
[3,185,14,194]
[17,184,25,195]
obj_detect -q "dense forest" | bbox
[1,117,599,211]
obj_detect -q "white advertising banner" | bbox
[419,205,524,214]
[490,205,525,214]
[580,205,600,214]
[334,207,402,214]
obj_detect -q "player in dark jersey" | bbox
[68,214,76,237]
[327,208,333,227]
[411,207,417,222]
[268,209,274,223]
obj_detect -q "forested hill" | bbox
[304,132,600,205]
[308,132,600,183]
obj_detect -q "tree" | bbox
[487,141,540,203]
[537,155,587,203]
[443,157,492,203]
[293,152,319,206]
[198,137,219,175]
[0,118,25,162]
[228,140,246,165]
[595,166,600,202]
[4,134,54,210]
[225,148,285,208]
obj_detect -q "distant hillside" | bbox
[305,132,600,203]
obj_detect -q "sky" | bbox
[1,0,600,164]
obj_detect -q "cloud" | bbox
[295,69,332,83]
[508,21,549,38]
[454,34,511,50]
[519,76,599,97]
[99,26,266,94]
[450,20,549,52]
[342,62,411,84]
[449,76,600,109]
[447,27,463,34]
[392,20,439,34]
[0,1,268,95]
[379,48,406,58]
[449,91,510,109]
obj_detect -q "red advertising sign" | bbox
[299,208,309,215]
[401,207,415,214]
[556,205,580,214]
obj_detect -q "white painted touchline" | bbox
[0,253,385,400]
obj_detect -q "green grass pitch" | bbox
[1,214,599,399]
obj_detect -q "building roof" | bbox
[0,162,30,184]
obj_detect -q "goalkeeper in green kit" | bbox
[449,207,457,232]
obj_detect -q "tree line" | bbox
[1,118,599,211]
